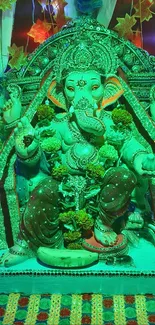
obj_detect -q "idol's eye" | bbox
[67,86,74,91]
[92,85,99,90]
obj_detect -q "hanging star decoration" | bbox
[8,44,27,70]
[114,14,137,39]
[134,0,154,22]
[53,0,71,31]
[27,19,51,43]
[0,0,16,11]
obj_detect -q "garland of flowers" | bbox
[59,209,94,249]
[111,106,133,128]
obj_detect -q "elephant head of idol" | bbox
[47,37,124,136]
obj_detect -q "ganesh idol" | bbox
[0,18,155,267]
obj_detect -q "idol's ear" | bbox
[47,80,67,110]
[100,76,124,110]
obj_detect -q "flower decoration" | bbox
[112,107,133,126]
[75,209,94,230]
[0,0,16,11]
[0,308,5,317]
[18,297,29,307]
[59,209,94,246]
[37,104,55,121]
[37,312,48,321]
[41,137,61,152]
[60,308,71,317]
[86,163,105,179]
[82,294,92,300]
[64,231,81,242]
[59,210,76,224]
[0,294,8,305]
[52,165,69,180]
[81,316,91,324]
[8,44,27,70]
[28,19,51,43]
[148,315,155,323]
[103,298,113,308]
[99,144,118,162]
[67,243,83,250]
[125,295,135,304]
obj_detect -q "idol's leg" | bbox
[94,167,137,246]
[0,177,63,267]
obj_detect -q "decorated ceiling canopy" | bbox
[0,0,155,75]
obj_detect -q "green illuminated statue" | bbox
[0,17,155,267]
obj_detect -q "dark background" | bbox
[11,0,155,55]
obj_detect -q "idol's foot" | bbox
[0,241,32,267]
[94,219,118,246]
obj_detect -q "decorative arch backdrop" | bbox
[0,0,155,76]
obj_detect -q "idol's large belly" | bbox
[62,143,99,173]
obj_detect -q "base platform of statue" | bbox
[0,238,155,295]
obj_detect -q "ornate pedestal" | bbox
[0,239,155,295]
